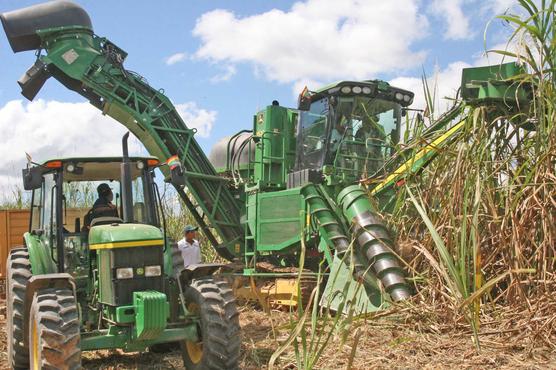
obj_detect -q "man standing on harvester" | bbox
[178,225,202,266]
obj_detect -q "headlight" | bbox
[66,163,75,172]
[404,94,412,102]
[352,86,362,94]
[145,265,162,277]
[340,86,351,94]
[116,267,134,279]
[395,92,404,101]
[362,87,372,94]
[136,161,145,170]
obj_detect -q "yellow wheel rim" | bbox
[31,316,39,370]
[185,303,203,364]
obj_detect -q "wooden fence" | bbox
[0,209,30,278]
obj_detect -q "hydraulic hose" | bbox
[337,185,411,301]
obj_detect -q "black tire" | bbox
[180,277,241,370]
[28,287,81,370]
[6,247,32,369]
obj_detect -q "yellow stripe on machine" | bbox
[370,119,466,195]
[89,239,164,250]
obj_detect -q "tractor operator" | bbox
[83,183,119,230]
[178,225,202,266]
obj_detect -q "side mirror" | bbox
[170,164,186,188]
[22,166,43,190]
[298,98,311,111]
[166,155,186,188]
[297,86,312,111]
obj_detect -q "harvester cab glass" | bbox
[297,97,329,169]
[297,91,403,178]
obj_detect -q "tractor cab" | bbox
[26,157,161,249]
[23,156,164,297]
[296,81,414,180]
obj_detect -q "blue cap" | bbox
[184,225,198,233]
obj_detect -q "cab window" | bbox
[297,98,329,169]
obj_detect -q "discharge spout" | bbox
[337,185,411,301]
[0,1,92,53]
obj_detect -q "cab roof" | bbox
[304,79,415,108]
[40,156,160,182]
[40,156,159,165]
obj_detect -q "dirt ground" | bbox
[0,298,554,370]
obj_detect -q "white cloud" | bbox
[165,52,187,65]
[0,100,143,192]
[175,102,217,138]
[484,0,518,14]
[0,99,217,193]
[210,65,237,83]
[429,0,472,40]
[193,0,429,84]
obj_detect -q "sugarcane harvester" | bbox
[1,1,533,366]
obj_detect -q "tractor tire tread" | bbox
[6,247,32,369]
[181,276,241,370]
[30,287,81,370]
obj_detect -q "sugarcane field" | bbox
[0,0,554,369]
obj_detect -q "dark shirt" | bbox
[83,197,119,229]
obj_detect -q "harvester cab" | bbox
[295,81,413,182]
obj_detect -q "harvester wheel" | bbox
[28,287,81,370]
[6,247,32,369]
[180,277,241,370]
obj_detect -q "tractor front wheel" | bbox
[28,287,81,370]
[180,277,241,370]
[6,247,32,369]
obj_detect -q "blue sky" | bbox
[0,0,519,194]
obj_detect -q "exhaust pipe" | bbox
[338,185,411,302]
[0,1,92,53]
[121,132,134,223]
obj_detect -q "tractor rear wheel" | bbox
[180,277,241,370]
[6,247,32,369]
[28,287,81,370]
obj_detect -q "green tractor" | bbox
[5,134,240,369]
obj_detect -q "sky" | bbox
[0,0,522,198]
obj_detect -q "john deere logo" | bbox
[136,267,145,276]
